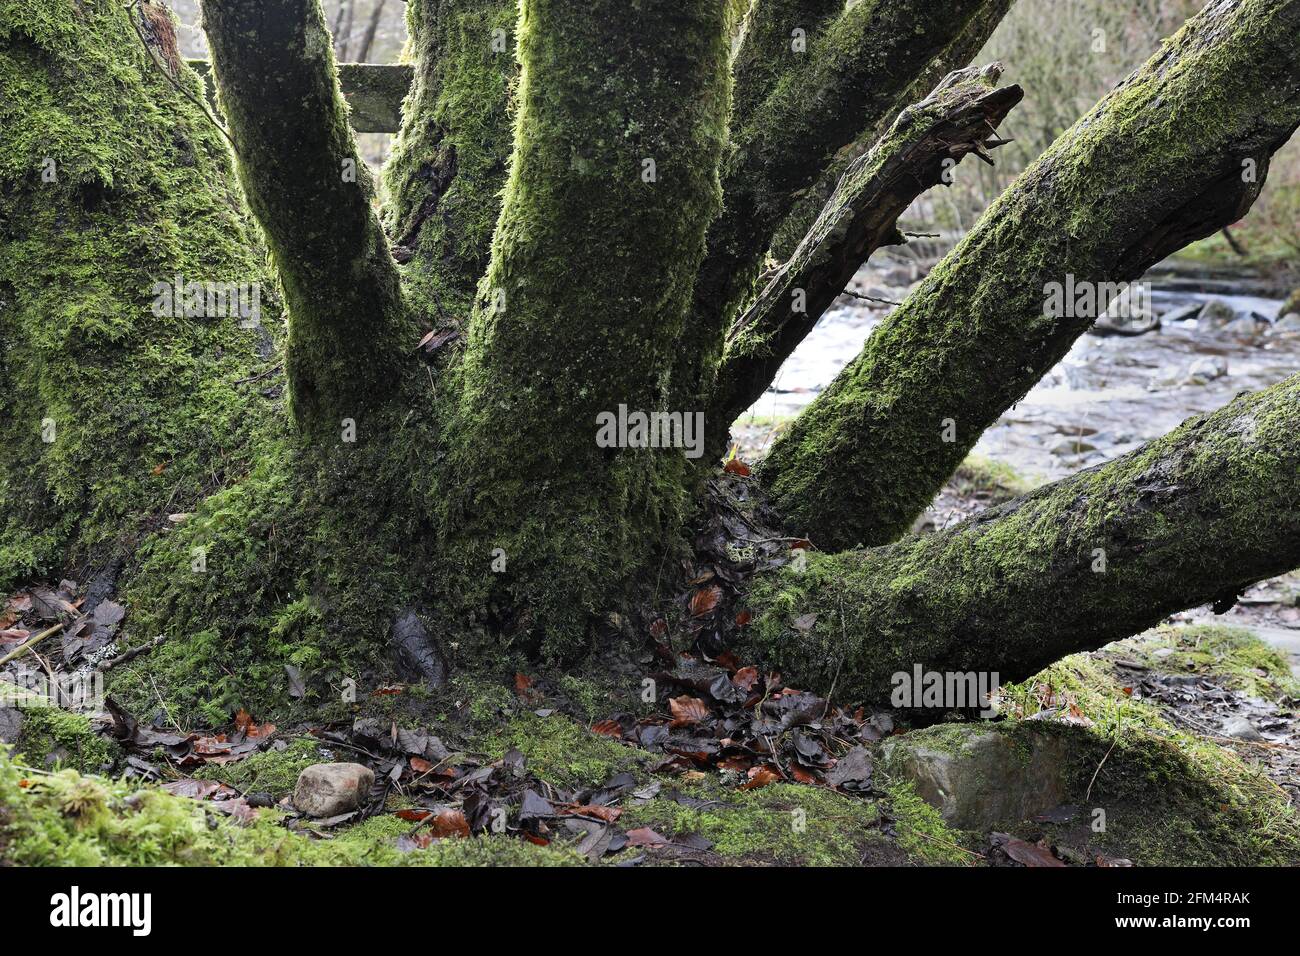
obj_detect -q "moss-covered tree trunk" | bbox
[6,0,1300,729]
[381,0,518,318]
[757,0,1300,551]
[0,0,274,590]
[201,0,410,438]
[436,0,732,656]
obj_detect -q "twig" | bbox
[100,634,169,671]
[123,0,240,156]
[234,363,283,385]
[0,623,64,668]
[840,289,902,307]
[1085,721,1121,802]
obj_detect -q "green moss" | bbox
[746,374,1300,706]
[437,0,732,659]
[482,713,642,789]
[14,708,117,774]
[993,646,1300,866]
[382,0,520,317]
[0,746,580,866]
[623,778,885,866]
[0,0,278,590]
[948,454,1036,502]
[885,780,975,865]
[200,737,325,799]
[1119,623,1300,701]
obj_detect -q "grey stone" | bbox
[0,707,23,744]
[1220,716,1264,742]
[293,762,375,818]
[1159,302,1203,324]
[881,724,1074,830]
[1197,298,1238,328]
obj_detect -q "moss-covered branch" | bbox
[761,0,1300,550]
[728,0,843,135]
[201,0,409,436]
[709,66,1022,445]
[381,0,518,318]
[768,0,1014,261]
[676,0,1011,408]
[746,373,1300,706]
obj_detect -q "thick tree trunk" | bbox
[745,373,1300,705]
[759,0,1300,551]
[708,66,1022,448]
[381,0,518,317]
[202,0,409,438]
[0,0,272,590]
[437,0,731,657]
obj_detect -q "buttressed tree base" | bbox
[1,0,1298,876]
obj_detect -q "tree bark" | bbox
[676,0,1012,409]
[745,373,1300,706]
[1282,287,1300,317]
[0,0,272,590]
[381,0,519,318]
[202,0,409,438]
[760,0,1300,551]
[709,66,1022,448]
[439,0,731,657]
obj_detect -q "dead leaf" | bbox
[723,458,751,477]
[625,826,667,848]
[430,808,470,839]
[1001,837,1065,867]
[739,766,779,791]
[689,585,722,618]
[591,719,623,738]
[669,696,709,728]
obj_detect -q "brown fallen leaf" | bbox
[732,665,759,691]
[559,804,622,823]
[591,719,623,738]
[410,756,435,774]
[739,766,779,791]
[689,584,722,617]
[430,808,470,839]
[1001,837,1065,868]
[395,808,433,822]
[723,458,751,477]
[669,695,710,728]
[625,826,668,848]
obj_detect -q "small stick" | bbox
[0,623,64,668]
